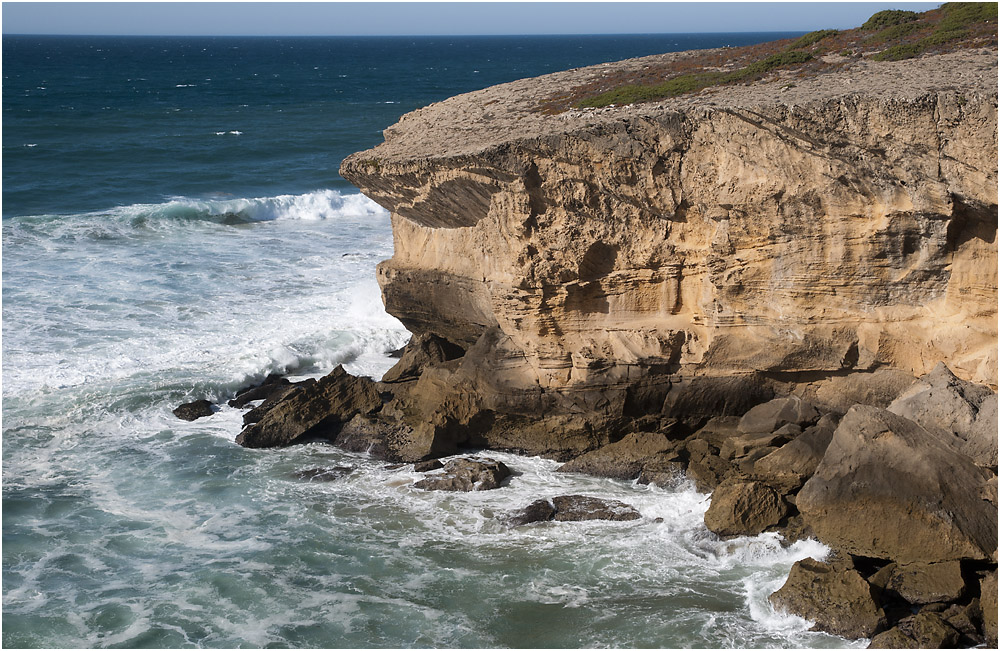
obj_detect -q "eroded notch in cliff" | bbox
[947,195,998,250]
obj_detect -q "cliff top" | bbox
[343,6,997,168]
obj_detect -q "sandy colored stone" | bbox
[557,430,679,480]
[982,571,997,648]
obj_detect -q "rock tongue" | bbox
[235,365,381,448]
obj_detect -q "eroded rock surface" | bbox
[508,495,641,525]
[769,557,886,639]
[796,406,997,563]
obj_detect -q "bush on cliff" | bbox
[861,9,919,31]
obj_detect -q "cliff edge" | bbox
[339,47,998,460]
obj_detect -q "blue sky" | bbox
[3,2,941,36]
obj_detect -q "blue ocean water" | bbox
[3,34,862,648]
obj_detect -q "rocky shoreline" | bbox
[178,29,997,649]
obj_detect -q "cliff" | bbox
[339,47,998,460]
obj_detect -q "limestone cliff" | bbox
[341,48,998,460]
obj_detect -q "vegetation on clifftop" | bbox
[538,3,997,112]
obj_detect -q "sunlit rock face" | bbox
[341,48,997,458]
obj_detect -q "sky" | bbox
[2,1,942,36]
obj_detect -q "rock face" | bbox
[340,48,998,460]
[796,405,997,563]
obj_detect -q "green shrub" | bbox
[862,9,919,30]
[939,2,999,31]
[789,29,839,50]
[867,21,927,42]
[873,42,925,61]
[737,50,813,78]
[921,27,969,46]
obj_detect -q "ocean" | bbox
[3,34,863,648]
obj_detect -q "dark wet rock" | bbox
[704,479,789,537]
[556,430,680,480]
[507,499,558,526]
[383,464,405,471]
[551,495,641,522]
[387,344,407,358]
[637,461,687,488]
[229,373,292,408]
[770,556,886,639]
[381,332,465,383]
[871,561,966,605]
[173,399,215,421]
[413,459,444,472]
[941,600,983,646]
[241,382,301,425]
[797,406,997,563]
[413,458,510,491]
[508,495,641,525]
[293,467,354,482]
[867,612,960,649]
[982,571,997,647]
[737,396,820,435]
[236,366,381,448]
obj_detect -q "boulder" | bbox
[982,571,997,647]
[752,421,836,493]
[888,362,997,467]
[228,373,291,408]
[873,561,967,605]
[867,612,959,649]
[691,416,742,448]
[941,600,983,646]
[704,479,788,537]
[796,406,997,563]
[737,396,820,435]
[381,332,465,383]
[813,368,918,413]
[172,399,215,421]
[413,458,510,491]
[506,499,557,526]
[413,459,444,472]
[556,430,680,480]
[236,366,381,448]
[769,557,886,639]
[507,495,641,525]
[720,425,799,461]
[685,454,735,493]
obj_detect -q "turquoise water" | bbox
[4,34,861,648]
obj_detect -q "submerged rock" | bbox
[769,557,886,639]
[508,495,641,525]
[413,459,444,472]
[413,458,510,491]
[173,399,215,421]
[293,467,354,482]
